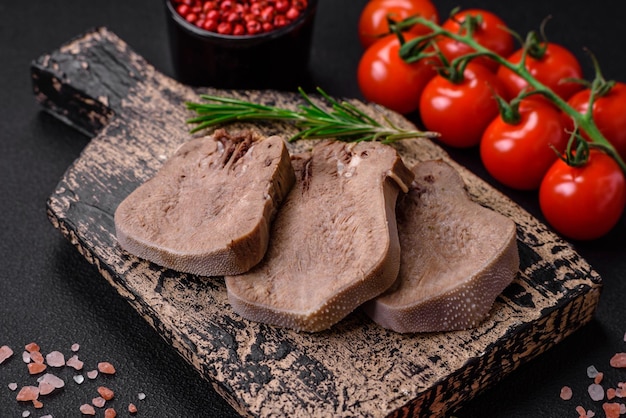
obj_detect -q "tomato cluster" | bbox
[356,1,626,240]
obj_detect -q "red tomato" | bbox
[358,0,439,49]
[564,82,626,161]
[480,99,569,190]
[419,62,508,148]
[357,33,436,114]
[437,9,515,72]
[539,150,626,240]
[497,43,583,101]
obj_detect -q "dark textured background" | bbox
[1,1,625,417]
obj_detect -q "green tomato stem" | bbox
[402,16,626,174]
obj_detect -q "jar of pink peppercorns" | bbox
[165,0,318,89]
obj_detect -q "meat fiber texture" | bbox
[363,160,520,333]
[225,140,415,332]
[114,129,295,276]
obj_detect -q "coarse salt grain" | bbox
[32,399,43,409]
[80,403,96,415]
[560,386,573,400]
[610,353,626,368]
[602,402,621,418]
[16,385,39,402]
[27,362,47,375]
[71,343,80,352]
[587,365,599,378]
[38,382,55,396]
[104,408,117,418]
[8,382,18,391]
[21,411,30,417]
[22,351,31,363]
[73,374,85,384]
[0,345,13,364]
[46,351,65,367]
[128,403,138,414]
[137,392,146,400]
[66,354,84,370]
[24,343,40,353]
[30,351,44,364]
[92,396,106,408]
[98,386,115,401]
[87,370,98,379]
[97,362,116,375]
[588,383,605,401]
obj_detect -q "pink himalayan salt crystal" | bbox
[33,399,43,409]
[45,350,65,367]
[560,386,573,400]
[71,343,80,352]
[602,402,622,418]
[128,403,138,414]
[16,385,39,402]
[92,396,106,408]
[66,354,84,370]
[588,383,605,401]
[22,351,31,363]
[24,342,40,353]
[87,369,98,379]
[610,353,626,368]
[104,408,117,418]
[30,351,44,364]
[38,373,65,395]
[8,382,18,391]
[38,382,55,396]
[587,365,599,378]
[27,362,46,375]
[98,361,116,375]
[22,411,31,417]
[0,345,13,364]
[80,403,96,415]
[98,386,115,401]
[74,374,85,384]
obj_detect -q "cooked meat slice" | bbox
[114,129,295,276]
[363,160,519,333]
[225,140,414,332]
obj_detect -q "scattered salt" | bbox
[128,403,138,414]
[587,365,599,378]
[104,408,117,418]
[45,351,65,367]
[38,382,55,396]
[40,373,65,390]
[137,392,146,401]
[0,345,14,364]
[33,398,43,409]
[588,383,605,401]
[87,369,98,379]
[21,411,30,417]
[30,351,44,364]
[71,343,80,352]
[73,374,85,384]
[602,402,621,418]
[8,382,18,391]
[39,415,52,418]
[22,351,31,363]
[98,386,115,401]
[27,362,46,375]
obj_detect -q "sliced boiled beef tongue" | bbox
[114,129,295,276]
[363,160,520,333]
[225,140,415,332]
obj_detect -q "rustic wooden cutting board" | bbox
[31,27,602,417]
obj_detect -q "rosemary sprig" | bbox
[185,87,439,144]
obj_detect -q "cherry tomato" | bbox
[497,43,583,101]
[437,9,515,72]
[419,62,508,148]
[358,0,439,49]
[539,150,626,240]
[564,82,626,161]
[358,33,436,114]
[480,99,569,190]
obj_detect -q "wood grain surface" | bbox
[31,27,602,417]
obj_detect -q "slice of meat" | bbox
[225,140,414,332]
[363,159,519,333]
[114,129,295,276]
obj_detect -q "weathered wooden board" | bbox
[31,27,602,417]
